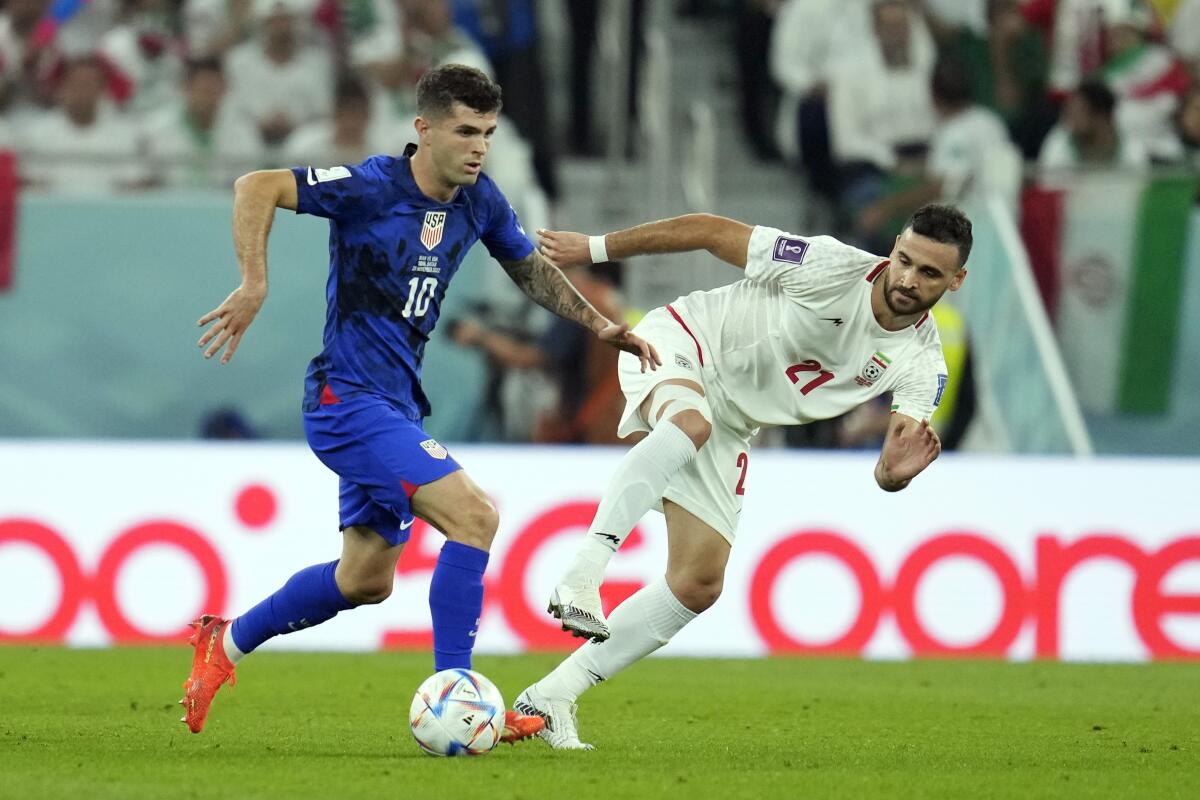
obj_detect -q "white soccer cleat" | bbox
[547,579,610,641]
[513,686,594,751]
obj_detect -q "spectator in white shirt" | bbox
[855,57,1020,242]
[769,0,846,198]
[1048,0,1114,96]
[0,0,50,119]
[355,0,491,125]
[282,73,392,166]
[828,0,936,223]
[96,0,185,119]
[142,58,263,188]
[183,0,253,60]
[223,0,332,150]
[1038,80,1149,171]
[16,56,149,193]
[1100,6,1189,162]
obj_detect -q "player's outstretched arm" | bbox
[874,414,942,492]
[500,249,662,373]
[197,170,297,364]
[538,213,753,270]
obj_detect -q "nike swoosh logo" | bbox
[399,517,416,530]
[306,166,317,186]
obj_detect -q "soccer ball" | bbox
[409,668,506,757]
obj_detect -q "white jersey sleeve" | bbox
[744,225,881,301]
[889,345,949,422]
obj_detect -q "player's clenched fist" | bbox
[197,283,266,364]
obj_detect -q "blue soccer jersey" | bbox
[291,144,533,418]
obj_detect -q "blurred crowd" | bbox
[6,0,1195,449]
[737,0,1200,253]
[0,0,556,208]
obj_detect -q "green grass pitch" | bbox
[0,647,1196,799]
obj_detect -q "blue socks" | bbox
[429,541,489,670]
[230,560,354,654]
[228,543,490,669]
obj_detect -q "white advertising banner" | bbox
[0,443,1197,661]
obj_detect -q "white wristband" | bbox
[588,234,609,264]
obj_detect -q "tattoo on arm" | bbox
[500,250,606,331]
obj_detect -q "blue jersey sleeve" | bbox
[477,174,535,262]
[291,156,393,221]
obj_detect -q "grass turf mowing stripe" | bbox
[0,647,1196,800]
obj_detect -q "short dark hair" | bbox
[905,204,973,266]
[931,57,971,110]
[416,64,502,119]
[334,73,370,110]
[1075,79,1116,118]
[184,58,223,83]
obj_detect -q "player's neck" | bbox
[870,274,920,331]
[409,151,459,203]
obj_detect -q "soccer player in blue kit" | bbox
[180,64,660,738]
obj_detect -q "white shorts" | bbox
[616,305,752,545]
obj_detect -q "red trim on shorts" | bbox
[865,260,888,283]
[400,479,419,497]
[319,384,341,405]
[666,304,704,366]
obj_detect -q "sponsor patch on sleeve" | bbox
[933,374,948,407]
[307,166,352,185]
[772,236,809,264]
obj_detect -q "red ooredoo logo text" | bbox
[2,497,1197,659]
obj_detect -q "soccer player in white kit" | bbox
[513,204,971,749]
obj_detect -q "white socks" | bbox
[222,623,246,665]
[535,577,697,701]
[565,421,698,584]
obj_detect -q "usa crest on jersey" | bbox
[420,211,447,251]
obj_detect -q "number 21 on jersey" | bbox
[786,359,835,395]
[401,276,438,318]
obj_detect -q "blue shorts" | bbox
[303,390,461,546]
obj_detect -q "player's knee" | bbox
[449,495,499,549]
[673,574,723,614]
[668,409,711,450]
[340,573,393,605]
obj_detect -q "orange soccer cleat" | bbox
[179,615,237,733]
[500,708,545,744]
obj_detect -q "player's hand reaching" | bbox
[597,322,661,373]
[197,283,266,364]
[876,417,941,491]
[537,229,591,268]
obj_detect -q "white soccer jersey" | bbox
[669,226,948,429]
